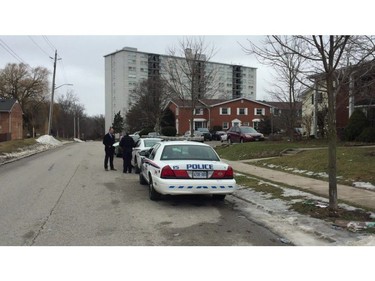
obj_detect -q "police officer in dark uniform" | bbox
[103,127,116,171]
[119,132,135,173]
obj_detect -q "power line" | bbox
[41,36,69,85]
[28,36,52,57]
[0,38,26,64]
[43,35,56,52]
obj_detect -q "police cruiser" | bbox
[139,141,237,201]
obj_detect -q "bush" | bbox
[161,126,177,136]
[212,125,222,131]
[139,127,154,136]
[356,127,375,143]
[344,110,369,141]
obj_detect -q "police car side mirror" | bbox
[139,150,150,158]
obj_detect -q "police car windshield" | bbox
[161,145,220,161]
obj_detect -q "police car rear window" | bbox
[161,145,219,161]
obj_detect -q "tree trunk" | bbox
[326,76,338,216]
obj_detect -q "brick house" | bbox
[167,98,273,134]
[0,99,23,141]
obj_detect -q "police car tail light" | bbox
[211,166,234,179]
[161,165,189,179]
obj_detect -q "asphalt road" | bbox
[0,141,285,246]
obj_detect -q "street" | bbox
[0,141,286,246]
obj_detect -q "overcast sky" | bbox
[0,35,271,116]
[0,35,268,116]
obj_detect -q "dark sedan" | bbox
[226,126,265,143]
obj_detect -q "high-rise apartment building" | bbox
[104,47,257,131]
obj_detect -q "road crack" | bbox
[28,164,81,246]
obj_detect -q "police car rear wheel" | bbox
[212,194,226,200]
[149,177,161,201]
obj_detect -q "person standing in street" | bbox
[119,132,135,173]
[103,127,116,171]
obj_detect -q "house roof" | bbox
[0,98,18,112]
[169,97,273,108]
[266,101,302,110]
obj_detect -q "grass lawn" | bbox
[253,147,375,186]
[0,138,37,154]
[215,139,329,160]
[216,140,375,186]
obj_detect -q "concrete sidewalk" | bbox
[224,159,375,211]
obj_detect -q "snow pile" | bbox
[36,135,62,146]
[73,138,84,143]
[353,182,375,191]
[0,143,57,164]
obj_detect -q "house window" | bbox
[255,108,265,115]
[175,108,179,116]
[220,107,231,115]
[273,108,281,116]
[237,108,248,115]
[194,108,203,115]
[222,122,229,129]
[243,122,250,126]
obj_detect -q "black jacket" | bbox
[119,135,135,153]
[103,133,115,151]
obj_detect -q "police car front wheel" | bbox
[149,178,161,201]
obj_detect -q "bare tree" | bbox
[242,36,306,140]
[162,37,218,135]
[128,77,169,133]
[56,90,84,138]
[271,35,375,216]
[0,63,50,135]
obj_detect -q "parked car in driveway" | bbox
[196,128,212,141]
[131,138,162,173]
[183,131,205,142]
[220,132,227,142]
[226,126,265,143]
[139,141,237,201]
[211,130,226,141]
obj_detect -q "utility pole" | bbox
[77,116,80,139]
[73,114,76,139]
[47,50,58,135]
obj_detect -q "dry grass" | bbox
[0,138,37,154]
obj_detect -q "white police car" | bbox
[139,141,236,201]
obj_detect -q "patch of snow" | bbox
[353,182,375,191]
[231,174,375,246]
[346,236,375,246]
[36,135,62,146]
[73,138,84,143]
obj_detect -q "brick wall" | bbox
[0,102,23,140]
[169,99,272,134]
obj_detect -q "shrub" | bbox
[344,110,369,141]
[212,125,222,131]
[356,127,375,143]
[139,127,154,136]
[161,126,177,136]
